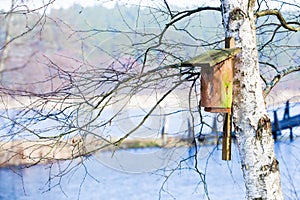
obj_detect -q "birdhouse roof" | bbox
[181,48,241,67]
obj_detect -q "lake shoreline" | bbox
[0,136,199,168]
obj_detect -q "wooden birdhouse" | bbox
[183,40,241,113]
[181,39,241,113]
[181,38,241,161]
[200,53,234,113]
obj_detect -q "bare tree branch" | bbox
[163,0,174,18]
[0,1,299,198]
[140,6,221,73]
[256,9,300,31]
[264,65,300,97]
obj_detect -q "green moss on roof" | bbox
[181,48,241,67]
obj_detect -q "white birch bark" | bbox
[220,0,283,199]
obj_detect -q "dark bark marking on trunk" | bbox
[256,114,271,140]
[260,159,279,177]
[227,8,246,32]
[270,159,279,173]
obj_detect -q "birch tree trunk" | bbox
[220,0,283,199]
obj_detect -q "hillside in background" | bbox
[0,4,299,104]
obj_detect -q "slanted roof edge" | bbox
[181,47,242,67]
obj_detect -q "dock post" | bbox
[283,100,290,119]
[273,110,281,140]
[161,117,167,146]
[289,128,293,141]
[283,101,293,141]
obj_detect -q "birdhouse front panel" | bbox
[200,59,233,113]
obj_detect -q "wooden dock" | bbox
[272,101,300,140]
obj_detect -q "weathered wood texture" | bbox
[182,47,241,113]
[201,59,233,113]
[181,48,241,67]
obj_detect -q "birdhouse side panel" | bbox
[200,66,220,108]
[200,60,233,113]
[219,59,233,109]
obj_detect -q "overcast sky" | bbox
[1,0,298,11]
[0,0,219,11]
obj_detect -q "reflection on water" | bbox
[0,138,299,200]
[0,146,244,200]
